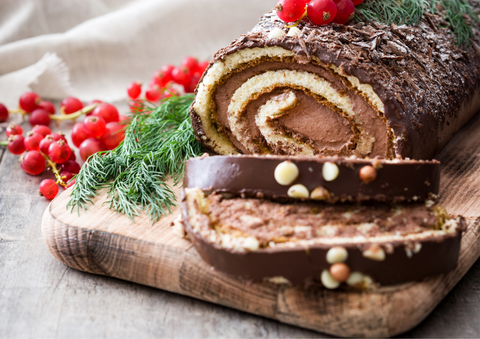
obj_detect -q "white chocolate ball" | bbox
[321,269,340,289]
[326,246,348,264]
[322,162,339,181]
[274,161,299,186]
[287,184,309,198]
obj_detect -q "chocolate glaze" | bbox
[191,7,480,159]
[181,190,465,285]
[184,155,440,203]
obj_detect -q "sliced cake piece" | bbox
[182,188,466,288]
[185,155,440,203]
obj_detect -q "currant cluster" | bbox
[276,0,362,26]
[7,121,79,199]
[127,56,208,106]
[1,91,127,200]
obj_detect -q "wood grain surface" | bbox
[41,112,480,337]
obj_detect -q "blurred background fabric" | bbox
[0,0,276,108]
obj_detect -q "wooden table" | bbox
[1,117,479,338]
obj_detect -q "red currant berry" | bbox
[79,138,106,161]
[24,132,43,151]
[71,122,89,148]
[61,97,83,114]
[84,116,107,138]
[197,61,209,75]
[92,103,119,123]
[7,135,26,155]
[302,0,312,3]
[172,67,191,86]
[145,86,161,102]
[184,73,201,93]
[101,122,125,150]
[67,178,76,188]
[157,65,175,83]
[38,101,56,114]
[307,0,337,25]
[32,125,52,138]
[127,82,142,100]
[60,160,81,174]
[352,0,362,4]
[181,56,199,74]
[68,152,76,161]
[276,0,307,22]
[39,179,59,200]
[6,123,23,137]
[19,92,41,113]
[51,132,67,143]
[333,0,355,24]
[0,103,8,122]
[60,171,74,186]
[48,139,71,164]
[21,151,45,175]
[149,77,165,90]
[39,135,54,155]
[29,108,51,127]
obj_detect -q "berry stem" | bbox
[40,151,69,188]
[8,108,24,114]
[0,141,7,146]
[51,104,98,121]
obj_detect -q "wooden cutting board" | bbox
[41,114,480,338]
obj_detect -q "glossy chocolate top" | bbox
[184,155,440,203]
[192,8,480,159]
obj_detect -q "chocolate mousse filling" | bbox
[213,60,389,158]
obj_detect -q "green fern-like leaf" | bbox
[67,95,202,223]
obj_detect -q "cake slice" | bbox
[181,188,465,288]
[185,155,440,203]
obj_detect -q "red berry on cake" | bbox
[333,0,355,24]
[275,0,307,23]
[307,0,337,25]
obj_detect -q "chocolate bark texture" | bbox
[184,155,440,203]
[181,188,466,287]
[191,7,480,160]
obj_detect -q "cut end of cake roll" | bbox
[182,187,466,287]
[191,10,480,159]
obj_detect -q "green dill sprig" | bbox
[67,95,202,223]
[355,0,478,47]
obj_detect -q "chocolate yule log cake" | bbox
[190,7,480,159]
[181,187,466,287]
[185,155,440,203]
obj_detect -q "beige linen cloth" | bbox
[0,0,276,108]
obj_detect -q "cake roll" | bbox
[184,155,440,203]
[181,188,466,287]
[191,9,480,159]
